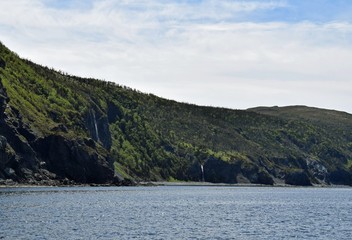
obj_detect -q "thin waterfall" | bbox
[200,164,205,182]
[92,110,100,142]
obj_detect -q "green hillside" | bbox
[1,41,352,186]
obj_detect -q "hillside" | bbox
[1,41,352,186]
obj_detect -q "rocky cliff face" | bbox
[1,42,352,186]
[33,135,113,183]
[0,77,7,116]
[84,104,112,150]
[0,77,15,181]
[0,77,115,185]
[0,80,44,183]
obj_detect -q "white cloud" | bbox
[0,0,352,113]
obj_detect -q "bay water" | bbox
[1,186,351,239]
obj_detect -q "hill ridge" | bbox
[1,41,352,186]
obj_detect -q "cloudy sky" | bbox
[1,0,352,113]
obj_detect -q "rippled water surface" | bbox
[1,186,352,239]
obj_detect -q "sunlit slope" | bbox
[1,41,352,186]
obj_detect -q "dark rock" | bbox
[0,136,14,171]
[0,57,5,69]
[307,160,328,181]
[0,123,38,169]
[328,169,352,185]
[200,157,240,183]
[0,135,6,151]
[84,138,96,148]
[111,175,137,186]
[4,167,15,177]
[107,101,122,123]
[0,82,40,178]
[51,124,68,133]
[186,157,275,185]
[0,110,38,178]
[60,178,74,185]
[0,78,9,117]
[97,116,112,149]
[84,107,112,150]
[122,178,137,186]
[285,170,312,186]
[17,126,36,142]
[20,168,33,177]
[257,170,274,185]
[33,135,114,184]
[0,179,16,186]
[241,161,274,185]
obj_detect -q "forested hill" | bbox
[1,41,352,186]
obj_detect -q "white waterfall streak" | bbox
[92,111,100,142]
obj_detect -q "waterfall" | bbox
[200,164,205,182]
[92,110,100,142]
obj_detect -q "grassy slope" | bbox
[249,106,352,169]
[1,41,352,183]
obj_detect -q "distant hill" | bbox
[1,41,352,186]
[249,105,352,130]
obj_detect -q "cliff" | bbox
[0,46,114,185]
[1,42,352,186]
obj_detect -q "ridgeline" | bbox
[1,42,352,186]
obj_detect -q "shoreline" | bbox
[144,181,351,188]
[0,181,351,188]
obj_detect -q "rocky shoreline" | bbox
[0,178,136,188]
[1,180,350,188]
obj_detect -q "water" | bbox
[1,186,352,239]
[92,110,100,142]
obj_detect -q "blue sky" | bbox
[1,0,352,113]
[41,0,352,23]
[248,0,352,23]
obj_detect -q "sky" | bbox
[1,0,352,113]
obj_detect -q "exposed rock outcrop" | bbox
[202,157,240,183]
[0,135,8,174]
[84,106,112,150]
[1,78,115,185]
[107,101,122,123]
[187,157,274,185]
[307,159,328,182]
[328,169,352,186]
[0,77,8,117]
[0,79,40,182]
[285,170,312,186]
[33,135,114,184]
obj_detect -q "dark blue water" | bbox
[1,186,351,239]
